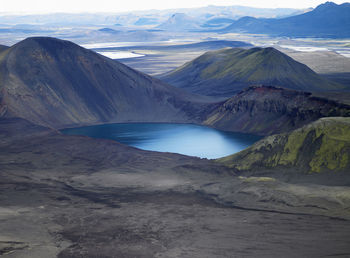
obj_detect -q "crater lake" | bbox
[61,123,262,159]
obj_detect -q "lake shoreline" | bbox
[61,122,262,159]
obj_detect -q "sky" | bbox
[0,0,348,14]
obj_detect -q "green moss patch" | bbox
[218,117,350,173]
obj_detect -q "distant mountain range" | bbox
[99,40,252,52]
[160,47,345,97]
[0,2,346,39]
[0,37,212,128]
[156,13,201,31]
[0,6,301,27]
[221,2,350,38]
[201,18,235,28]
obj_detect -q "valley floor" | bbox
[1,118,350,257]
[2,182,350,257]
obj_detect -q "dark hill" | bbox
[204,86,350,135]
[222,2,350,38]
[0,37,212,128]
[160,47,344,97]
[0,44,9,52]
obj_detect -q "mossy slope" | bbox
[218,117,350,173]
[161,47,345,97]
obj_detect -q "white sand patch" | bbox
[335,50,350,58]
[81,42,145,48]
[97,51,145,59]
[280,45,329,52]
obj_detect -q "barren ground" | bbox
[1,118,350,257]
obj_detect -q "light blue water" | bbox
[61,123,262,159]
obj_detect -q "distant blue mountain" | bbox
[156,13,201,31]
[222,2,350,38]
[202,18,235,28]
[98,28,120,34]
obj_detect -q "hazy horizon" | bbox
[0,0,348,15]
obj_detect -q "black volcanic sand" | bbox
[1,118,350,257]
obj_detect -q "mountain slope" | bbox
[218,117,350,173]
[0,37,212,128]
[222,2,350,38]
[0,45,9,53]
[204,86,350,135]
[160,47,344,97]
[202,18,235,28]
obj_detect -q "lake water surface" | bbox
[61,123,262,159]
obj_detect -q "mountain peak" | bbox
[14,37,80,52]
[314,1,338,11]
[161,47,344,97]
[319,1,338,7]
[10,37,89,63]
[0,37,205,128]
[19,36,66,45]
[259,47,281,54]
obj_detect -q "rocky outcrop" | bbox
[204,86,350,135]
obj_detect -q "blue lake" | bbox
[61,123,262,159]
